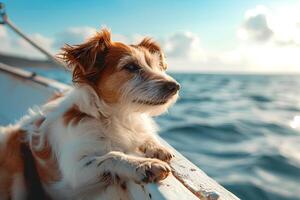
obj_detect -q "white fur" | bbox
[11,84,174,200]
[2,40,179,199]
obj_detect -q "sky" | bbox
[1,0,300,73]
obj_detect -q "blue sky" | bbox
[3,0,298,49]
[1,0,300,72]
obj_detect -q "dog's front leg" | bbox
[139,137,174,162]
[62,151,171,192]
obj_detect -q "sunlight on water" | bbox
[290,115,300,129]
[279,138,300,165]
[23,69,300,200]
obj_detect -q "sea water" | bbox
[25,68,300,200]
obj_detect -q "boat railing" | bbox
[0,2,64,68]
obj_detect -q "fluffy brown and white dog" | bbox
[0,28,180,200]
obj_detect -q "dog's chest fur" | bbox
[103,115,157,153]
[23,87,158,199]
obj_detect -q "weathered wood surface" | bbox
[128,176,199,200]
[0,62,240,200]
[160,140,239,200]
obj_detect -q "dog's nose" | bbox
[164,81,180,93]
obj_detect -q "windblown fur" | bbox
[0,28,180,200]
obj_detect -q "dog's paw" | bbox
[140,144,173,162]
[135,159,171,183]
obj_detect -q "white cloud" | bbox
[237,6,273,42]
[15,33,54,54]
[54,27,97,49]
[1,4,300,74]
[270,6,300,46]
[0,27,53,59]
[0,26,98,59]
[162,32,206,62]
[238,5,300,46]
[0,26,210,71]
[220,44,300,73]
[53,27,133,47]
[231,4,300,73]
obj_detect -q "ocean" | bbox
[26,68,300,200]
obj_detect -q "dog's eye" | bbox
[124,64,141,73]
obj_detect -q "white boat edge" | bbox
[0,62,240,200]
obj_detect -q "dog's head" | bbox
[60,28,180,116]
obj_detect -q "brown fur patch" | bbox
[31,136,51,161]
[137,37,167,70]
[97,68,132,103]
[138,38,161,54]
[143,50,153,67]
[59,28,168,104]
[33,150,61,184]
[95,43,133,103]
[29,118,61,185]
[0,128,24,198]
[0,126,60,198]
[0,128,25,173]
[63,105,90,126]
[59,28,112,84]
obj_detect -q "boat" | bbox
[0,3,239,199]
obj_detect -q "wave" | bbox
[29,69,300,200]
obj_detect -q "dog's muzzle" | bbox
[133,80,180,106]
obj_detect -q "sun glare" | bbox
[290,116,300,129]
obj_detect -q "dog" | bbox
[0,28,180,200]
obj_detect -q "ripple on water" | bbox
[31,71,300,200]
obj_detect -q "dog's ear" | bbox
[60,28,112,83]
[138,38,167,70]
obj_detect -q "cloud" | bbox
[0,25,210,71]
[15,33,54,54]
[53,27,136,48]
[238,7,273,42]
[0,26,55,59]
[0,26,98,59]
[224,4,300,73]
[54,27,97,49]
[162,32,206,62]
[237,5,300,46]
[1,4,300,74]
